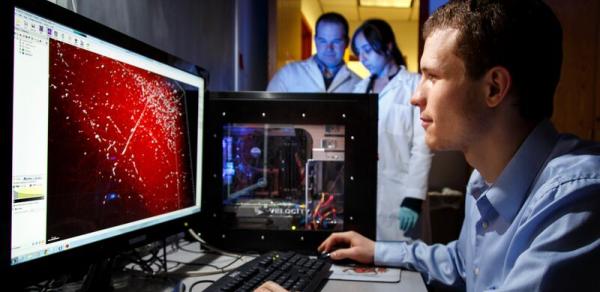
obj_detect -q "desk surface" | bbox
[114,240,427,292]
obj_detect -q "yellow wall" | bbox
[348,20,420,75]
[301,0,320,32]
[276,0,302,70]
[391,21,420,73]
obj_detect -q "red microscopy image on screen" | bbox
[46,39,196,241]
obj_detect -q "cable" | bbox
[187,279,215,292]
[160,265,244,277]
[166,248,244,274]
[70,0,77,13]
[175,240,204,254]
[218,256,244,270]
[118,231,256,278]
[170,228,260,277]
[162,238,168,273]
[186,229,243,259]
[167,260,217,269]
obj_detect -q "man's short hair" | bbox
[316,12,350,43]
[424,0,563,121]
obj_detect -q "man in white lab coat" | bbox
[266,12,360,93]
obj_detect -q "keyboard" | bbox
[204,251,332,292]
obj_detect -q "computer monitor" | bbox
[201,91,377,252]
[4,0,205,287]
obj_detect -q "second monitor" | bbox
[201,91,378,252]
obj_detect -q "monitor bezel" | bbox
[4,0,207,287]
[201,91,378,252]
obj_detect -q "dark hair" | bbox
[316,12,350,43]
[424,0,563,121]
[351,19,406,67]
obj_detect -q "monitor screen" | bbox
[201,92,377,252]
[222,123,345,232]
[8,0,204,282]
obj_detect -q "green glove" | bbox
[398,206,419,231]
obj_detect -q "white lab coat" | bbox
[354,66,432,241]
[267,56,361,92]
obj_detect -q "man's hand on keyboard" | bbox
[254,281,288,292]
[317,231,375,265]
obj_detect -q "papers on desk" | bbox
[328,264,401,283]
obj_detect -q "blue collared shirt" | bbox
[374,121,600,291]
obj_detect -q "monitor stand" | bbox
[78,242,172,291]
[80,257,116,292]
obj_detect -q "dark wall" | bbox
[57,0,268,91]
[544,0,600,141]
[428,151,469,192]
[238,0,268,91]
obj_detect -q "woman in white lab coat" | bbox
[352,19,432,241]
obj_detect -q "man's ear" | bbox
[484,66,511,108]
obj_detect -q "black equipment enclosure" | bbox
[200,91,377,252]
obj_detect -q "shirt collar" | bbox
[387,66,407,82]
[480,120,559,222]
[378,66,409,97]
[313,55,344,77]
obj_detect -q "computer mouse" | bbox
[318,251,360,267]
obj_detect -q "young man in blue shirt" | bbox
[257,0,600,291]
